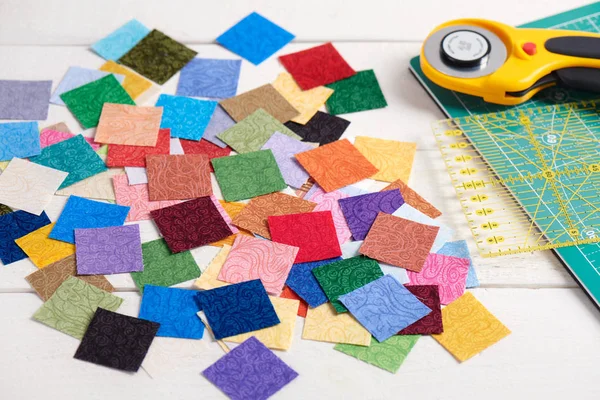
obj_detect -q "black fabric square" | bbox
[284,111,351,146]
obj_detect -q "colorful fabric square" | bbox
[194,245,232,290]
[393,204,453,252]
[60,75,135,129]
[99,61,153,100]
[95,104,162,146]
[212,195,239,235]
[176,58,241,98]
[40,130,100,151]
[279,43,355,90]
[112,174,181,222]
[74,308,159,372]
[432,292,511,362]
[50,67,125,106]
[202,106,235,148]
[285,257,342,307]
[303,303,371,346]
[146,154,212,200]
[335,335,419,374]
[399,285,443,335]
[25,254,113,301]
[203,337,298,400]
[218,235,299,295]
[15,223,75,268]
[359,213,439,272]
[32,276,123,339]
[220,84,299,123]
[151,197,232,253]
[139,285,203,339]
[304,185,352,245]
[223,296,299,350]
[218,108,301,154]
[269,211,342,263]
[132,238,200,292]
[0,211,50,265]
[295,139,378,192]
[54,163,122,201]
[312,256,383,313]
[382,179,442,219]
[339,189,404,241]
[272,72,333,125]
[354,136,416,183]
[210,201,254,247]
[407,253,470,305]
[195,279,280,339]
[0,158,67,215]
[326,69,387,115]
[280,286,308,318]
[119,29,198,85]
[0,80,52,120]
[106,128,170,167]
[285,111,350,146]
[91,19,151,61]
[437,240,479,288]
[75,225,143,275]
[180,139,232,171]
[49,196,130,244]
[260,131,313,188]
[155,94,217,140]
[216,12,294,65]
[232,192,316,239]
[0,122,41,160]
[212,149,286,201]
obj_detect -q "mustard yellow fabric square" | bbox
[432,292,511,362]
[193,245,231,290]
[354,136,416,183]
[273,73,333,125]
[303,303,371,346]
[99,60,153,100]
[15,223,75,268]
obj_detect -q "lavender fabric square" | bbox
[176,58,241,99]
[0,80,52,120]
[203,337,298,400]
[203,106,235,148]
[75,225,143,275]
[51,67,125,106]
[260,132,313,188]
[338,189,404,240]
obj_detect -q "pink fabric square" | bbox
[112,174,181,222]
[40,129,100,151]
[218,235,299,295]
[211,195,238,235]
[307,186,351,245]
[407,253,470,305]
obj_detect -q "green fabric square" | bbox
[131,238,201,293]
[119,29,198,85]
[312,256,383,312]
[335,335,420,373]
[325,70,387,115]
[60,75,135,129]
[0,204,12,216]
[212,149,286,202]
[217,109,301,154]
[32,276,123,339]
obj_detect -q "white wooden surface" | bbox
[1,1,599,399]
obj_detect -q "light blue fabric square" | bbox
[155,94,218,140]
[0,122,40,161]
[286,257,342,307]
[51,67,125,106]
[91,19,151,61]
[176,58,241,98]
[437,239,480,288]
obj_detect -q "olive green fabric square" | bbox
[0,204,12,216]
[335,335,420,373]
[325,70,387,115]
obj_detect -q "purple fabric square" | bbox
[0,80,52,120]
[338,189,404,240]
[203,106,235,148]
[203,337,298,400]
[75,225,143,275]
[261,132,313,188]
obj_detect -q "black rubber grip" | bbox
[545,36,600,59]
[554,67,600,92]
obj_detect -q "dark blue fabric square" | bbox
[285,257,342,307]
[194,279,280,340]
[0,211,50,265]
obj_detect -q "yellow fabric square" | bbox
[432,292,511,362]
[303,303,371,346]
[193,245,231,290]
[354,136,417,183]
[210,201,254,247]
[222,296,299,351]
[99,60,153,100]
[15,223,75,268]
[273,73,333,125]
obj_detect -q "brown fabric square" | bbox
[382,179,442,219]
[220,84,299,123]
[146,154,212,201]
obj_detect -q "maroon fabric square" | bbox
[398,285,443,335]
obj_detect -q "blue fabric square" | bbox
[176,58,242,99]
[339,275,432,342]
[50,67,125,106]
[216,12,294,65]
[0,122,41,161]
[0,211,50,265]
[49,196,130,244]
[436,240,480,288]
[194,280,280,340]
[285,257,342,307]
[91,19,151,61]
[138,285,204,339]
[155,94,218,140]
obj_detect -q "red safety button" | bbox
[523,42,537,55]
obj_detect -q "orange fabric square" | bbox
[295,139,378,192]
[210,201,254,247]
[95,104,163,147]
[232,192,316,239]
[106,128,171,167]
[382,179,442,219]
[146,154,212,201]
[280,286,308,318]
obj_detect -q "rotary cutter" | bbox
[420,19,600,105]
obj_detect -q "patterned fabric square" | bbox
[179,139,232,172]
[146,154,212,200]
[210,201,254,247]
[91,19,151,61]
[326,70,387,115]
[0,122,41,161]
[194,245,232,290]
[382,179,442,219]
[260,131,313,188]
[202,106,235,148]
[407,253,471,304]
[392,204,453,252]
[280,286,308,318]
[112,174,181,222]
[40,130,100,151]
[335,335,420,373]
[155,94,217,140]
[216,12,294,65]
[99,61,153,100]
[15,223,75,268]
[437,240,480,289]
[95,104,162,146]
[106,128,170,167]
[54,162,122,201]
[285,111,350,146]
[285,257,342,307]
[354,136,417,183]
[0,211,50,265]
[399,285,443,335]
[50,66,125,106]
[0,80,52,120]
[220,84,299,123]
[304,185,352,245]
[303,303,371,346]
[176,58,241,98]
[272,72,333,125]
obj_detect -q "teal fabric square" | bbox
[0,122,41,161]
[155,94,218,140]
[91,19,151,61]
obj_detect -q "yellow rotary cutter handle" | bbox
[421,19,600,105]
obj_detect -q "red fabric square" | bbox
[268,211,341,263]
[398,285,443,335]
[280,286,308,318]
[279,43,356,90]
[106,128,171,167]
[179,139,232,172]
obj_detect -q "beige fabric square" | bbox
[220,84,299,123]
[303,303,371,346]
[194,245,232,290]
[273,73,333,125]
[95,104,163,147]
